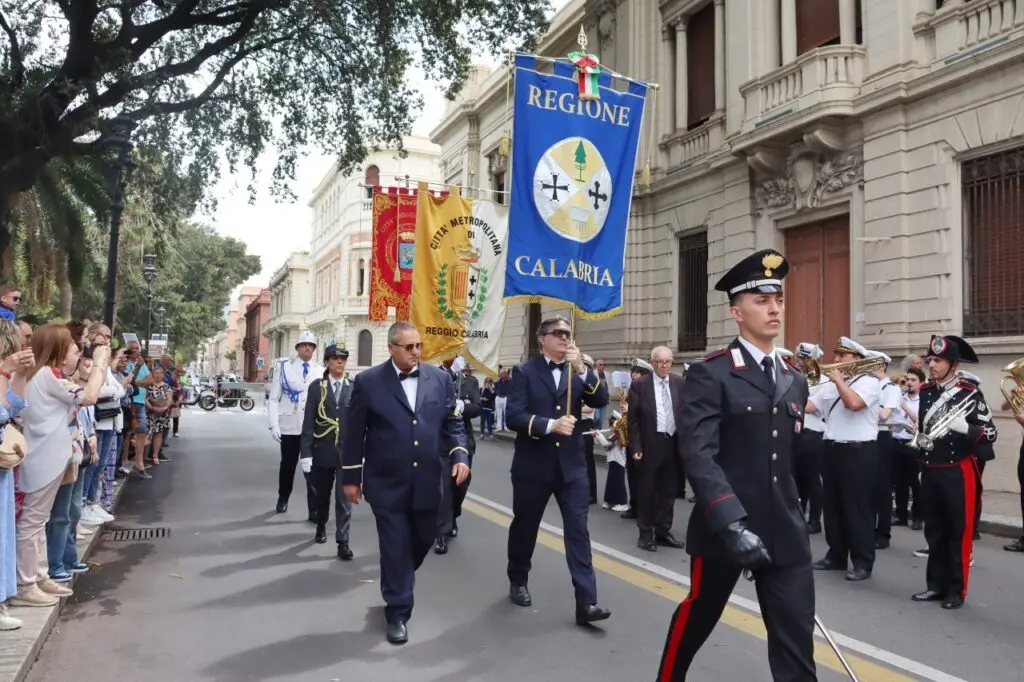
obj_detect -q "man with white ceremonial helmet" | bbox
[268,330,324,517]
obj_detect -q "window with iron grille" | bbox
[527,303,542,358]
[962,146,1024,337]
[678,232,709,352]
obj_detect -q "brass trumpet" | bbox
[999,357,1024,416]
[801,357,886,386]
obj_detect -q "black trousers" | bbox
[372,506,437,623]
[874,431,895,540]
[581,419,598,504]
[892,440,922,522]
[792,430,824,524]
[437,454,473,537]
[822,440,878,571]
[308,464,352,543]
[625,454,639,509]
[278,435,315,514]
[922,460,978,599]
[974,459,987,532]
[636,434,678,540]
[657,557,816,682]
[1018,443,1024,523]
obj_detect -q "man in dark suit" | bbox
[435,359,482,554]
[628,345,686,552]
[341,322,470,645]
[505,315,611,626]
[656,250,817,682]
[299,343,353,560]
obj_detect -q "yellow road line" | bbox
[463,499,913,682]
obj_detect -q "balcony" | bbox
[305,302,337,328]
[263,312,306,334]
[662,114,727,173]
[916,0,1024,66]
[339,295,370,315]
[736,45,866,146]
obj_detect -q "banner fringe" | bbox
[422,347,500,381]
[502,295,623,321]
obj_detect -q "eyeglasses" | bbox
[390,342,422,352]
[545,329,571,339]
[652,359,673,365]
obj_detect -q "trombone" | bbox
[800,357,886,386]
[908,398,977,452]
[1000,357,1024,416]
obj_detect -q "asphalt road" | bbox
[25,408,1024,682]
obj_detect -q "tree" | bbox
[0,0,551,250]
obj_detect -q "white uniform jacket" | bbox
[268,357,324,436]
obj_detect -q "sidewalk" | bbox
[0,479,130,682]
[490,430,1024,540]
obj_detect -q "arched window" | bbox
[358,330,373,366]
[357,258,366,296]
[364,165,380,198]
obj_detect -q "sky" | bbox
[211,0,573,297]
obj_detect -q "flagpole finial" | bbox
[577,25,588,52]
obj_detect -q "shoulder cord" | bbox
[279,361,302,404]
[313,379,339,446]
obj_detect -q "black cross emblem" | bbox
[469,275,477,286]
[541,173,569,201]
[588,181,608,211]
[468,290,475,301]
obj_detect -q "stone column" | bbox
[714,0,726,112]
[781,0,797,62]
[839,0,857,44]
[662,25,675,138]
[675,18,688,131]
[763,0,781,73]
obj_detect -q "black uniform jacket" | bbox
[505,354,610,486]
[679,339,811,566]
[444,368,482,455]
[916,380,997,465]
[299,377,351,469]
[341,361,468,511]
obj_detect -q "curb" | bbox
[490,432,1024,540]
[2,477,131,682]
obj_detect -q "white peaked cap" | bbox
[295,330,317,348]
[867,349,892,365]
[582,354,594,367]
[797,342,824,361]
[836,336,869,357]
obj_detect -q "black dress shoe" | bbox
[620,509,636,520]
[307,512,318,524]
[575,604,611,625]
[911,589,943,602]
[275,501,288,514]
[509,584,532,607]
[1003,538,1024,552]
[656,534,685,549]
[874,538,890,550]
[972,530,982,541]
[314,527,327,544]
[337,542,353,561]
[942,595,965,610]
[434,536,448,555]
[911,520,924,531]
[812,558,847,571]
[806,521,822,535]
[386,620,408,645]
[447,523,458,538]
[891,516,908,527]
[637,538,658,552]
[845,568,871,581]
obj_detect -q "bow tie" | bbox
[399,369,420,381]
[548,360,566,371]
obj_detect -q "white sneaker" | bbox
[970,554,975,567]
[0,604,22,630]
[96,507,115,522]
[611,504,630,512]
[79,505,103,527]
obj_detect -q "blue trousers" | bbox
[371,506,436,623]
[84,430,117,504]
[46,472,86,575]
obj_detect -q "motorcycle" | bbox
[198,382,255,412]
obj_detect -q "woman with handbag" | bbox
[0,320,33,629]
[13,325,108,607]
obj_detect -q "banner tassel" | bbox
[499,51,513,158]
[641,86,658,189]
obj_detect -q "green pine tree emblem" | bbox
[574,140,587,182]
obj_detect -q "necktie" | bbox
[660,379,676,435]
[761,357,776,394]
[334,380,342,404]
[302,362,309,379]
[399,369,420,381]
[548,360,566,371]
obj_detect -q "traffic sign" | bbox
[256,356,265,369]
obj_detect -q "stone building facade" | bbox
[264,252,313,360]
[433,0,1024,492]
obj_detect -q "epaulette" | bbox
[955,380,979,391]
[782,355,802,373]
[703,348,729,362]
[920,381,936,389]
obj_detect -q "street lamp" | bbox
[102,115,138,329]
[142,257,158,354]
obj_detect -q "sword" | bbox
[742,570,861,681]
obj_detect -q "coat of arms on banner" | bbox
[533,137,612,243]
[437,244,489,324]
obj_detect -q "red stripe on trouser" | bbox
[658,556,704,682]
[959,457,978,600]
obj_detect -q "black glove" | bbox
[718,520,771,570]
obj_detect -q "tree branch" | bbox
[0,9,24,89]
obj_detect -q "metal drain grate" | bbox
[104,527,171,541]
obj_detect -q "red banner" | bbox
[368,187,417,321]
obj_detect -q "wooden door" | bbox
[783,215,850,351]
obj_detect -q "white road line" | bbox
[466,491,970,682]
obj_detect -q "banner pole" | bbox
[567,306,576,415]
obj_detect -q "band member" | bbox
[505,315,611,626]
[793,342,826,534]
[868,350,901,550]
[911,335,996,609]
[657,250,816,682]
[808,336,881,582]
[892,368,926,530]
[268,331,322,518]
[1001,387,1024,553]
[341,322,469,644]
[435,358,481,554]
[627,346,685,552]
[958,370,986,540]
[299,344,354,560]
[621,358,652,520]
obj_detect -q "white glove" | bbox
[300,457,313,474]
[453,399,465,417]
[594,431,611,448]
[948,415,970,435]
[270,425,281,442]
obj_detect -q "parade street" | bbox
[24,408,1024,682]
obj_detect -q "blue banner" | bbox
[503,55,648,319]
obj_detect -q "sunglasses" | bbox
[390,342,422,352]
[545,329,571,339]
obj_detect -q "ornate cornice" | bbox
[752,152,864,215]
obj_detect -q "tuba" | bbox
[611,386,629,446]
[801,357,886,386]
[1000,357,1024,416]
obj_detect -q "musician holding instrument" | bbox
[999,358,1024,553]
[794,342,827,535]
[910,335,996,609]
[867,350,902,550]
[620,359,653,520]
